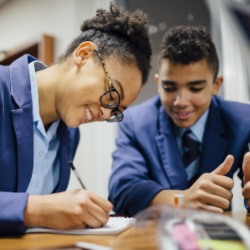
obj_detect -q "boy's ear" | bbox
[212,76,223,95]
[74,41,95,68]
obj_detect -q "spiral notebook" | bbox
[26,217,135,235]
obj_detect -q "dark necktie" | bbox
[182,129,200,167]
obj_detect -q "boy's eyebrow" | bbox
[187,80,207,85]
[161,80,207,85]
[161,80,176,85]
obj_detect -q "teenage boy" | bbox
[108,25,250,216]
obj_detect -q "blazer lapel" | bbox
[155,107,189,189]
[198,99,229,175]
[10,56,35,192]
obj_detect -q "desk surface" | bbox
[0,212,249,250]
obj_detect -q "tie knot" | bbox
[182,129,199,148]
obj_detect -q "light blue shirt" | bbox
[176,110,209,180]
[26,61,60,195]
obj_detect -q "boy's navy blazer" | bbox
[0,55,80,235]
[109,95,250,216]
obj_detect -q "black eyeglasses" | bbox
[94,49,123,122]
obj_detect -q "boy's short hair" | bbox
[160,26,219,80]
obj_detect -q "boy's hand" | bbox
[184,155,234,213]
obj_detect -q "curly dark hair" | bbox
[59,3,152,85]
[160,26,219,80]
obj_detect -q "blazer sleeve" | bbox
[108,111,166,217]
[0,192,29,235]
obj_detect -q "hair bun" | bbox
[81,3,150,56]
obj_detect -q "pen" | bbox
[69,161,87,189]
[248,143,250,152]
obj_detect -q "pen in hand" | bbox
[248,143,250,152]
[69,161,87,189]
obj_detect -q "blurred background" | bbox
[0,0,250,211]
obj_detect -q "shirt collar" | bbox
[28,60,47,123]
[28,60,60,143]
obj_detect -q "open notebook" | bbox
[26,217,135,235]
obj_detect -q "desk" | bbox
[0,212,249,250]
[0,233,118,250]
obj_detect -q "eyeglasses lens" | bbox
[106,109,123,122]
[101,90,120,109]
